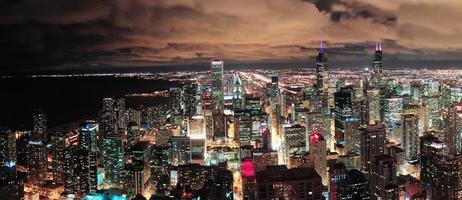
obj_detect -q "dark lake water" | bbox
[0,76,177,130]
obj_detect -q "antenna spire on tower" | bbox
[379,42,382,51]
[320,40,324,53]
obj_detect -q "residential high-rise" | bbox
[0,127,22,200]
[402,114,419,161]
[0,127,16,170]
[33,109,47,136]
[360,124,386,176]
[255,166,323,200]
[27,136,47,188]
[79,120,98,193]
[309,132,327,185]
[101,135,125,186]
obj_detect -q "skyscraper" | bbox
[402,114,419,161]
[337,169,370,200]
[309,132,327,185]
[360,124,386,176]
[33,109,47,136]
[79,120,98,193]
[334,86,359,151]
[370,155,399,200]
[169,136,191,166]
[370,42,383,89]
[27,136,47,188]
[443,103,462,155]
[316,40,328,96]
[366,89,381,125]
[211,60,224,114]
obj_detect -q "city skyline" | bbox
[1,0,462,72]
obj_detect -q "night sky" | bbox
[1,0,462,72]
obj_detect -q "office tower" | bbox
[309,132,327,185]
[252,149,278,173]
[101,135,125,186]
[79,120,98,193]
[255,165,323,200]
[27,136,47,188]
[235,109,252,146]
[316,40,328,96]
[284,124,307,157]
[149,145,171,196]
[334,86,359,151]
[370,42,383,89]
[33,109,47,136]
[384,97,403,143]
[169,87,183,125]
[126,108,142,126]
[370,155,399,200]
[328,162,347,200]
[0,128,22,200]
[337,169,370,200]
[176,164,233,199]
[127,122,142,147]
[183,83,198,117]
[232,73,244,109]
[420,136,460,200]
[402,114,419,161]
[443,103,462,155]
[402,102,428,137]
[169,136,191,166]
[211,60,224,114]
[423,80,442,130]
[360,124,386,176]
[366,89,381,124]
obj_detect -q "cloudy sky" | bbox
[1,0,462,72]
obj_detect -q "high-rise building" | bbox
[0,127,22,200]
[420,136,460,200]
[443,103,462,155]
[309,132,327,185]
[316,40,328,96]
[366,89,381,125]
[211,60,224,114]
[337,169,370,200]
[27,136,47,188]
[79,120,98,193]
[370,155,399,200]
[334,86,359,151]
[33,109,47,136]
[63,146,92,198]
[149,145,171,196]
[402,114,419,161]
[169,136,191,166]
[384,97,403,143]
[360,124,386,176]
[423,80,442,130]
[232,73,244,109]
[255,165,323,200]
[101,135,125,186]
[284,124,307,157]
[369,42,383,91]
[328,162,347,200]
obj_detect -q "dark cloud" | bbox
[303,0,397,25]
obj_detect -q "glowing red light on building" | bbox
[241,158,255,178]
[309,132,325,143]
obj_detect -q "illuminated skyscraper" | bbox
[232,73,244,109]
[360,124,386,176]
[384,97,403,143]
[102,135,125,186]
[402,114,419,161]
[79,120,99,193]
[211,60,224,114]
[0,128,16,170]
[366,89,381,125]
[309,132,327,185]
[334,86,359,151]
[28,136,47,188]
[33,109,47,136]
[370,155,399,200]
[443,103,462,155]
[0,127,21,200]
[370,42,383,89]
[316,40,328,96]
[337,169,370,200]
[169,136,191,166]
